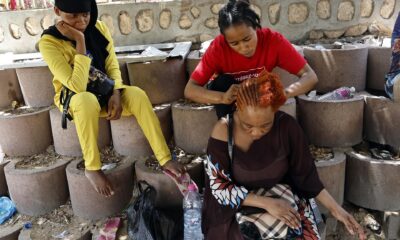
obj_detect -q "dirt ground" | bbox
[310,145,334,162]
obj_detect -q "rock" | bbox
[136,9,154,33]
[200,33,213,42]
[179,14,192,30]
[338,1,355,21]
[25,17,41,36]
[9,23,21,39]
[288,3,309,24]
[317,0,331,20]
[323,29,345,38]
[41,14,53,30]
[190,6,201,19]
[118,11,132,35]
[100,14,114,36]
[345,24,369,36]
[361,0,374,18]
[159,9,172,30]
[309,30,324,40]
[205,17,218,29]
[211,3,224,15]
[380,0,395,19]
[268,3,281,25]
[0,26,4,43]
[250,4,261,17]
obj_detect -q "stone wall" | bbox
[0,0,398,53]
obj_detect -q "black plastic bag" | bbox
[127,181,182,240]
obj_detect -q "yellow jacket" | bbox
[39,21,124,109]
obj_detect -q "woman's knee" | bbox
[70,92,101,112]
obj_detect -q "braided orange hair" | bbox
[236,70,287,111]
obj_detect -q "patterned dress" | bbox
[385,12,400,98]
[202,112,324,240]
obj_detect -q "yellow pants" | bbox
[68,86,171,170]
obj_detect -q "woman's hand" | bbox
[332,206,366,240]
[107,90,123,120]
[162,160,186,178]
[221,84,240,104]
[56,21,84,42]
[262,198,301,230]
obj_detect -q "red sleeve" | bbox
[190,37,222,86]
[275,33,307,75]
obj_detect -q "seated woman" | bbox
[386,11,400,101]
[202,71,365,240]
[184,0,318,118]
[39,0,184,197]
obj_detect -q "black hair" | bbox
[218,0,261,34]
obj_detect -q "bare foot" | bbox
[85,169,114,197]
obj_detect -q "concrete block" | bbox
[4,159,70,216]
[298,95,364,147]
[316,151,346,214]
[345,151,400,211]
[172,102,218,154]
[0,107,52,157]
[383,211,400,240]
[111,103,172,157]
[366,47,391,91]
[16,66,54,107]
[50,107,111,157]
[127,59,187,104]
[364,95,400,149]
[66,157,135,220]
[303,45,368,93]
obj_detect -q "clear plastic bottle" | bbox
[318,87,356,100]
[183,183,203,240]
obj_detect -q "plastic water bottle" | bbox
[183,183,203,240]
[318,87,356,100]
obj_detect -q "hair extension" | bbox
[236,70,287,111]
[218,0,261,34]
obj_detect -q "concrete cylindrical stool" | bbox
[66,157,135,220]
[50,108,111,157]
[186,50,201,77]
[0,107,52,157]
[16,66,55,107]
[364,96,400,149]
[127,59,187,104]
[4,159,70,216]
[315,151,346,214]
[135,157,204,208]
[0,69,24,109]
[345,151,400,211]
[303,45,368,93]
[117,58,131,86]
[0,225,22,240]
[279,98,296,119]
[0,161,9,196]
[298,95,364,147]
[111,104,172,157]
[366,47,391,92]
[172,102,218,154]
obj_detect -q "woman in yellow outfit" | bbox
[39,0,184,197]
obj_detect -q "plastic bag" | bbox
[0,196,16,224]
[127,181,182,240]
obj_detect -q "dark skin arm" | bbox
[284,64,318,98]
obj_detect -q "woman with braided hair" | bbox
[202,70,366,239]
[184,0,318,118]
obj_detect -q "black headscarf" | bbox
[42,0,109,73]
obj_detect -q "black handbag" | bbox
[60,65,115,129]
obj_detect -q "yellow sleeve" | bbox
[39,35,92,93]
[97,21,124,90]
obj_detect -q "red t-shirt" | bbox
[191,28,307,86]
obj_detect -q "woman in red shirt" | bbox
[184,0,318,118]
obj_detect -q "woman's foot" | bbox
[85,169,115,197]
